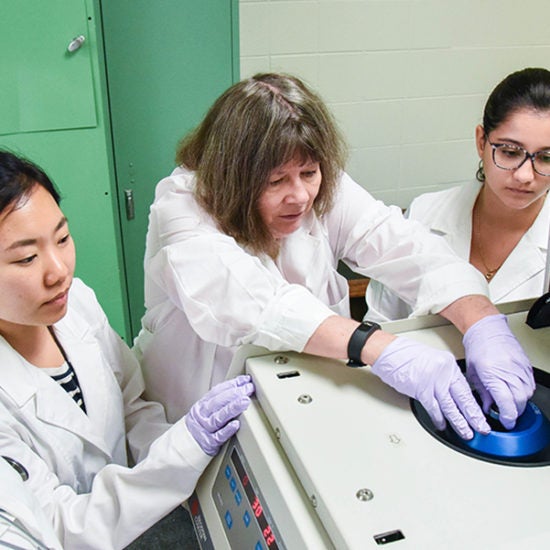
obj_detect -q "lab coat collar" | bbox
[0,324,113,459]
[489,193,549,301]
[430,181,481,242]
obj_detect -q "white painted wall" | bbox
[239,0,550,207]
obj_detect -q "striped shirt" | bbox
[45,361,87,413]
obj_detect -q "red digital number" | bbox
[252,496,263,518]
[263,526,275,545]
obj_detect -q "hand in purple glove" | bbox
[463,314,535,430]
[186,375,255,456]
[372,337,490,439]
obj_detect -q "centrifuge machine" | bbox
[189,300,550,549]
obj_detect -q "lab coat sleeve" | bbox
[145,178,336,352]
[0,400,210,550]
[0,459,63,550]
[326,173,488,315]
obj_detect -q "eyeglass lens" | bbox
[493,144,550,176]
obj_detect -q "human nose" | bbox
[514,154,536,183]
[44,250,70,286]
[285,176,310,203]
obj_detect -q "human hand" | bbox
[186,375,255,456]
[463,314,535,430]
[371,337,490,439]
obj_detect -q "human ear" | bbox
[475,125,486,158]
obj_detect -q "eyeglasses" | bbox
[487,138,550,177]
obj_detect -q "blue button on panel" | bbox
[230,477,237,491]
[225,465,231,479]
[243,510,250,527]
[224,510,233,529]
[255,541,263,550]
[235,489,242,506]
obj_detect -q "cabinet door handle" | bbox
[67,35,86,53]
[124,189,135,220]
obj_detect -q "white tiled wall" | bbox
[239,0,550,207]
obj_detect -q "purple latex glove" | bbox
[186,375,255,456]
[372,337,490,439]
[463,314,535,430]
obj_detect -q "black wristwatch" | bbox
[347,321,381,367]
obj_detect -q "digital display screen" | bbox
[231,448,280,549]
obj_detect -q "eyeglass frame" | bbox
[485,135,550,177]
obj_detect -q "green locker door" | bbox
[0,0,130,339]
[101,1,240,338]
[0,1,96,135]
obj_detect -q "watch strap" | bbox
[347,321,381,367]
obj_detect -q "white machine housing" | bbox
[191,302,550,549]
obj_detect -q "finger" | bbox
[234,374,253,387]
[420,396,446,432]
[478,386,494,415]
[437,392,474,440]
[200,382,254,417]
[212,419,241,446]
[208,395,252,431]
[491,388,519,430]
[449,376,490,435]
[201,376,252,402]
[506,373,535,418]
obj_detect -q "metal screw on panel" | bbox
[389,434,401,444]
[275,427,281,440]
[310,494,318,508]
[274,355,289,364]
[356,488,374,501]
[297,394,312,404]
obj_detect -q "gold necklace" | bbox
[473,207,504,282]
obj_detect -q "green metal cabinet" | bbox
[0,0,129,338]
[0,0,239,340]
[101,0,240,338]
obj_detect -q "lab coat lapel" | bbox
[427,182,479,260]
[489,197,549,302]
[0,336,110,458]
[48,326,115,457]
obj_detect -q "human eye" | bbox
[13,254,37,265]
[301,163,320,179]
[58,233,71,245]
[498,145,524,159]
[536,150,550,165]
[302,169,318,178]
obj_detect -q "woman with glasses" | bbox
[366,67,550,321]
[136,72,534,442]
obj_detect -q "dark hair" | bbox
[483,67,550,134]
[177,73,348,257]
[0,150,60,214]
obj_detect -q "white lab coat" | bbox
[136,166,488,421]
[0,459,62,549]
[366,181,549,322]
[0,278,211,550]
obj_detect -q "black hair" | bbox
[483,67,550,134]
[0,150,60,214]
